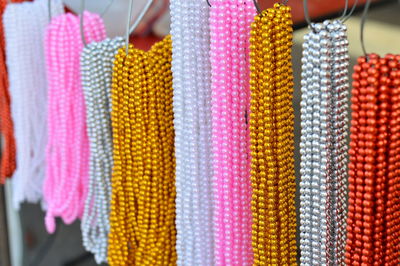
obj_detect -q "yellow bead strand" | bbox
[249,4,297,265]
[108,36,177,266]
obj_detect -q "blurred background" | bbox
[0,0,399,265]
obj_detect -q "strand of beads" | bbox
[170,0,214,265]
[299,20,350,266]
[43,12,106,234]
[249,4,297,265]
[108,37,176,266]
[3,0,63,206]
[346,53,400,265]
[80,37,124,264]
[209,0,255,265]
[0,0,21,184]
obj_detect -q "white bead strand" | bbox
[3,0,64,209]
[170,0,214,265]
[80,37,124,264]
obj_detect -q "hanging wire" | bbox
[125,0,154,54]
[48,0,51,21]
[253,0,262,15]
[100,0,115,17]
[303,0,316,32]
[360,0,372,59]
[79,0,87,47]
[342,0,359,22]
[206,0,211,7]
[128,0,154,35]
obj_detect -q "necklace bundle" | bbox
[3,0,63,207]
[249,4,297,265]
[0,0,20,184]
[170,1,214,265]
[43,12,106,234]
[299,20,350,266]
[80,37,124,264]
[345,53,400,265]
[209,1,255,264]
[108,37,176,265]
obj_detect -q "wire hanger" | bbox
[125,0,154,55]
[361,0,372,59]
[80,0,87,47]
[341,0,359,22]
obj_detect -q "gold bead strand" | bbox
[109,48,130,266]
[108,37,176,266]
[249,3,297,265]
[250,6,278,265]
[277,4,297,264]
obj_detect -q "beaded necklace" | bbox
[43,12,106,234]
[3,0,63,207]
[209,0,255,264]
[0,0,21,184]
[170,0,214,265]
[299,20,350,266]
[345,53,400,265]
[80,37,124,264]
[108,36,176,266]
[249,4,297,265]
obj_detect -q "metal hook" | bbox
[100,0,115,17]
[206,0,211,7]
[79,0,87,47]
[48,0,51,21]
[253,0,262,15]
[303,0,316,32]
[342,0,359,22]
[360,0,371,59]
[125,0,154,54]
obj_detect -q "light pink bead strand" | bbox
[210,0,255,265]
[43,12,106,234]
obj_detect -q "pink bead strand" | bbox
[210,1,255,265]
[43,12,106,234]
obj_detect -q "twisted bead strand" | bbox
[43,12,106,233]
[249,4,297,265]
[209,0,255,264]
[170,0,214,265]
[346,54,400,265]
[300,20,350,266]
[80,37,124,264]
[108,37,176,266]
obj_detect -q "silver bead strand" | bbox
[300,20,350,266]
[299,27,317,266]
[80,37,124,264]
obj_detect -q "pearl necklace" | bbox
[108,36,177,265]
[299,20,349,266]
[43,12,106,234]
[209,1,255,265]
[80,37,124,264]
[249,4,297,265]
[3,0,63,207]
[345,53,400,265]
[170,1,214,265]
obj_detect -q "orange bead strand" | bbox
[346,54,400,265]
